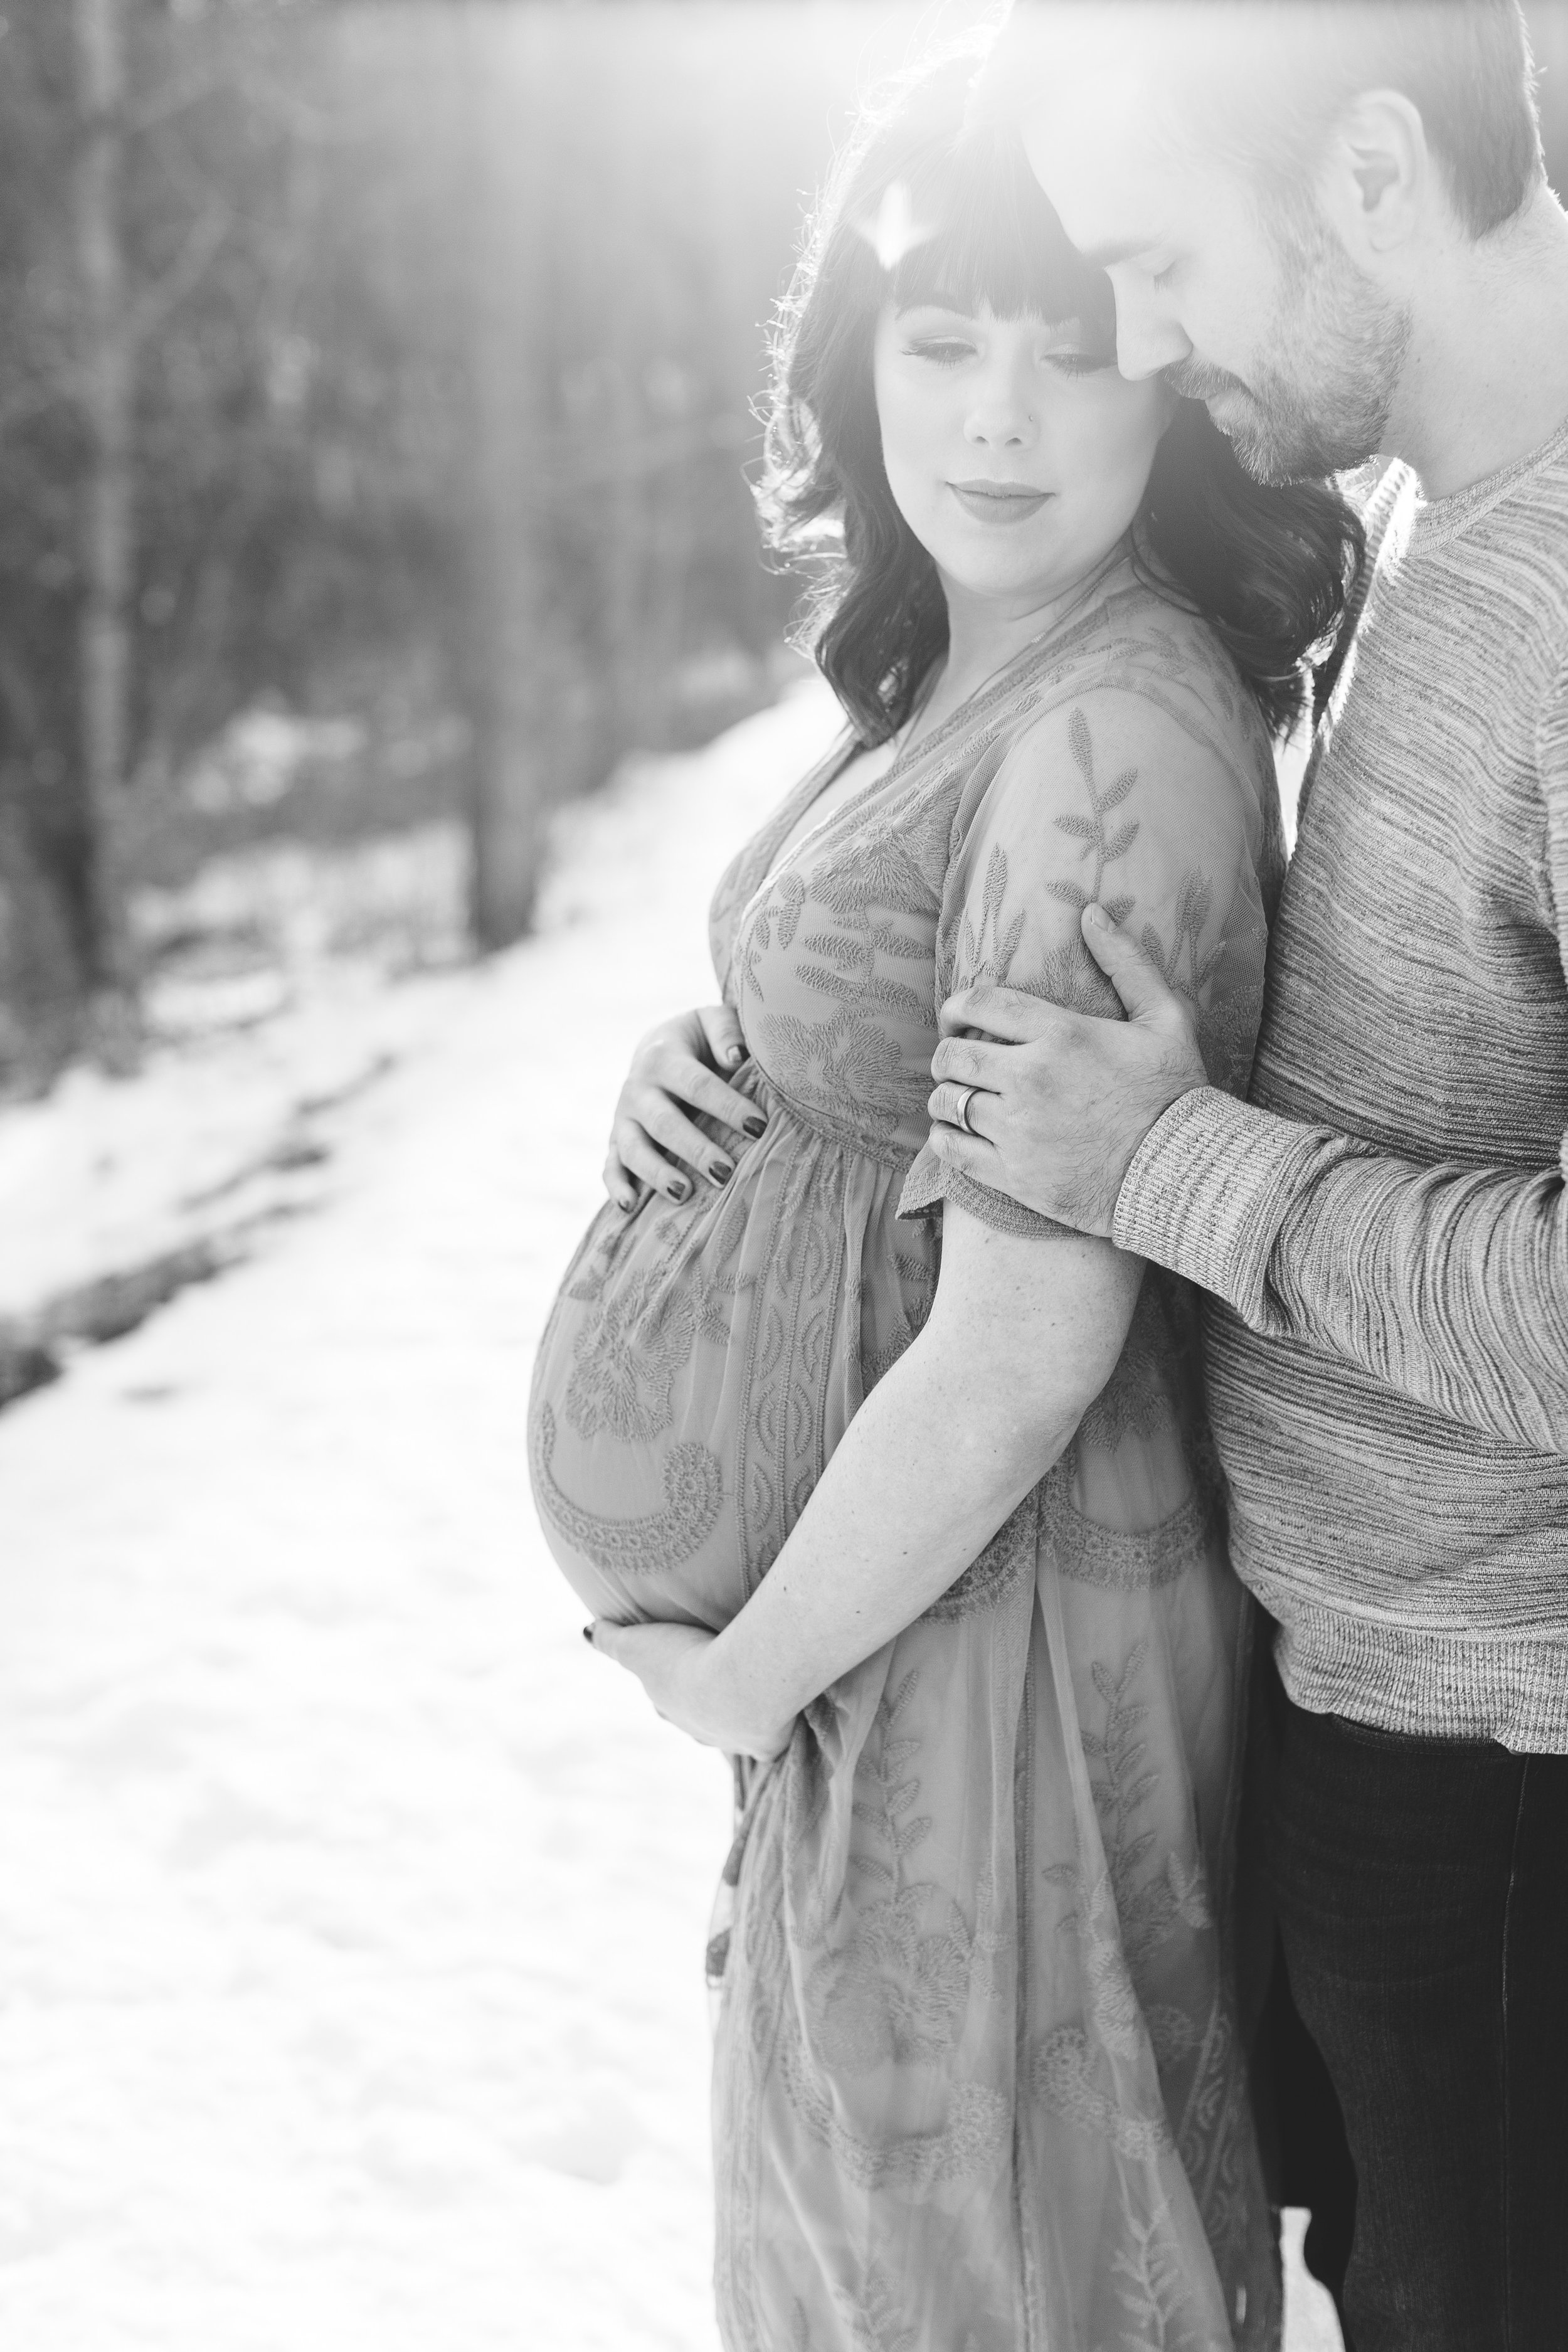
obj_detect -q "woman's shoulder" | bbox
[1010,591,1266,797]
[975,569,1275,861]
[1079,571,1274,769]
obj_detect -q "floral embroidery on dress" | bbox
[562,1201,749,1443]
[838,2265,919,2352]
[1032,2025,1174,2160]
[563,1264,738,1442]
[810,1880,975,2073]
[733,807,945,1143]
[734,1145,857,1595]
[530,1405,723,1575]
[1047,704,1142,924]
[778,2011,1012,2191]
[862,1249,935,1391]
[1143,869,1221,1002]
[1073,1283,1182,1456]
[1197,978,1266,1095]
[1025,938,1125,1018]
[1175,1999,1258,2298]
[735,869,808,1002]
[1080,1640,1213,1971]
[1042,1478,1211,1595]
[958,842,1028,982]
[810,1671,975,2070]
[758,1005,908,1140]
[1104,2206,1222,2352]
[1029,1853,1193,2187]
[1024,1614,1259,2350]
[783,1674,1012,2185]
[1032,1638,1220,2176]
[920,1486,1038,1622]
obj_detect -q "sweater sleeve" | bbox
[1112,650,1568,1458]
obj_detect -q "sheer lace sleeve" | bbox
[899,683,1275,1239]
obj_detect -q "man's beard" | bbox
[1167,201,1411,485]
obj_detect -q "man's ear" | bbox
[1316,88,1429,262]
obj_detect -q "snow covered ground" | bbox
[0,683,1340,2352]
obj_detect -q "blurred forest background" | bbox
[3,0,1567,1092]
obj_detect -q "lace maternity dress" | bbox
[530,551,1286,2351]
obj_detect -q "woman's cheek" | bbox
[1116,396,1168,485]
[1077,406,1161,520]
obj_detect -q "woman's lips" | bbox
[947,480,1052,524]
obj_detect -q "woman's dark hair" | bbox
[758,47,1365,743]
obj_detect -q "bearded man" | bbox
[931,7,1568,2346]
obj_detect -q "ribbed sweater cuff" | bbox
[1111,1087,1316,1324]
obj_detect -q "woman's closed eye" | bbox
[1042,349,1116,377]
[904,335,976,367]
[904,339,1114,379]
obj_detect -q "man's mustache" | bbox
[1162,356,1253,406]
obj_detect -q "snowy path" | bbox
[0,684,1338,2352]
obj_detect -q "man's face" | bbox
[1019,77,1410,482]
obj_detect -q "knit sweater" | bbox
[1113,418,1568,1753]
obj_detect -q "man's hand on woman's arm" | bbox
[926,903,1209,1236]
[603,1004,764,1212]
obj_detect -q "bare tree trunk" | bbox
[450,2,556,951]
[73,0,138,1055]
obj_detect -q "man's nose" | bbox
[1111,279,1191,382]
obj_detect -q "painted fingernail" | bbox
[669,1178,689,1200]
[710,1159,733,1184]
[582,1624,596,1645]
[743,1116,766,1139]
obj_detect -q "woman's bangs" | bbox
[889,137,1115,352]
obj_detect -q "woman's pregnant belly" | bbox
[529,1093,932,1630]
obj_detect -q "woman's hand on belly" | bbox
[585,1617,793,1761]
[604,1005,763,1212]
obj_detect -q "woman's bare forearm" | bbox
[700,1348,1070,1724]
[697,1209,1141,1729]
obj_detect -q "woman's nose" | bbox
[963,368,1038,448]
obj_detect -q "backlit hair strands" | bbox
[758,41,1363,743]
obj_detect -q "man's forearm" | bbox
[1116,1088,1568,1454]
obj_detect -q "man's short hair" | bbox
[993,1,1544,238]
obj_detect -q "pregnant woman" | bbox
[531,45,1360,2352]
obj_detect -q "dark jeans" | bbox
[1267,1675,1568,2352]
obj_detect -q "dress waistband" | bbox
[744,1062,918,1177]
